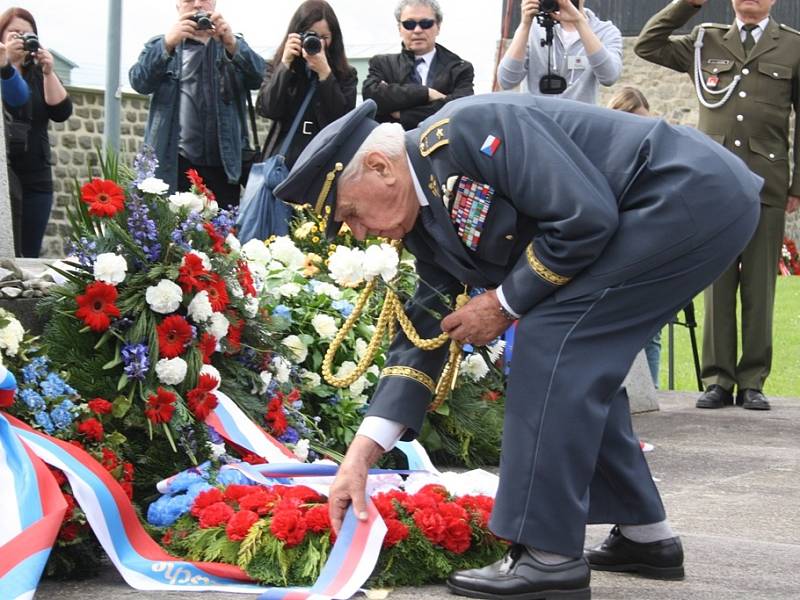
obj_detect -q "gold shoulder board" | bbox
[419,118,450,157]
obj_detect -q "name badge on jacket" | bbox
[567,55,587,70]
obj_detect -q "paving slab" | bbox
[36,391,800,599]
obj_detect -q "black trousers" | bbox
[177,155,241,209]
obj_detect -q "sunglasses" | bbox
[400,18,436,31]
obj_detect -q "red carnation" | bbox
[441,517,473,554]
[87,397,113,414]
[63,493,76,520]
[162,529,174,546]
[266,397,288,437]
[226,509,259,541]
[457,495,494,528]
[77,418,104,442]
[438,501,469,522]
[121,481,134,500]
[305,504,331,533]
[122,462,135,482]
[204,222,227,254]
[413,508,446,545]
[81,178,125,218]
[49,467,67,487]
[270,507,307,547]
[178,253,208,293]
[198,274,229,312]
[402,492,438,515]
[198,502,234,528]
[101,447,120,472]
[199,333,217,364]
[75,281,121,332]
[224,485,259,503]
[383,518,410,549]
[156,315,193,358]
[226,317,243,353]
[372,493,399,520]
[187,373,219,421]
[239,489,279,516]
[144,387,177,424]
[418,484,450,501]
[191,488,225,517]
[237,261,257,296]
[58,522,81,542]
[283,485,323,504]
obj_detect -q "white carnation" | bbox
[311,314,338,339]
[207,312,230,340]
[187,290,214,323]
[137,177,170,195]
[145,279,184,314]
[184,250,211,270]
[269,236,305,269]
[272,356,291,383]
[363,243,399,282]
[168,191,205,214]
[0,317,24,357]
[293,439,310,461]
[282,335,308,363]
[241,239,271,264]
[226,234,241,252]
[243,296,260,318]
[155,357,188,385]
[93,252,128,285]
[248,262,267,292]
[461,354,489,382]
[199,364,221,389]
[328,246,365,288]
[312,282,343,300]
[278,282,301,298]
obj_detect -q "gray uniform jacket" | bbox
[365,93,762,437]
[497,8,622,104]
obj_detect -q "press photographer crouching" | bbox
[0,7,72,258]
[497,0,622,104]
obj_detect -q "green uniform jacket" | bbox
[634,0,800,208]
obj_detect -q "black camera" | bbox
[301,31,322,56]
[539,0,580,14]
[190,11,214,31]
[19,32,40,53]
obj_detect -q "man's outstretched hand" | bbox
[328,435,385,534]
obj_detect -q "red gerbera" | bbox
[187,373,219,420]
[156,315,193,358]
[186,168,216,202]
[75,281,121,332]
[204,222,227,254]
[266,397,288,437]
[198,274,229,312]
[199,332,217,364]
[226,317,243,353]
[237,260,257,296]
[77,418,104,442]
[178,253,208,293]
[81,178,125,218]
[144,387,177,424]
[87,397,113,414]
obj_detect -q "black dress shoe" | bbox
[695,384,733,409]
[447,544,590,600]
[584,526,684,580]
[737,388,771,411]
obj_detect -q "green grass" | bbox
[658,276,800,397]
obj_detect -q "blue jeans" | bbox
[644,330,662,389]
[21,189,53,258]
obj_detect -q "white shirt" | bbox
[356,153,516,450]
[414,48,437,86]
[736,16,769,44]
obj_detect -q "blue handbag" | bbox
[236,78,318,243]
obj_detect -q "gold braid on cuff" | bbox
[380,366,435,394]
[526,245,571,287]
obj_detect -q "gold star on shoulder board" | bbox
[419,118,450,157]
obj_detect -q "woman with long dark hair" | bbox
[256,0,357,169]
[0,7,72,258]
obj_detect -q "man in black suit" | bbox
[362,0,474,130]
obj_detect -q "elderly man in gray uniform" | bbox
[275,94,761,599]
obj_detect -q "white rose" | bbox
[311,314,338,340]
[199,364,221,389]
[269,236,305,269]
[278,282,301,298]
[367,364,380,379]
[355,338,369,360]
[207,312,230,340]
[293,439,310,462]
[363,243,399,282]
[155,357,188,385]
[312,282,343,300]
[168,191,205,214]
[328,246,365,288]
[461,354,489,382]
[241,239,272,264]
[299,369,321,390]
[93,252,128,285]
[272,356,291,383]
[226,234,241,253]
[349,375,369,397]
[282,335,308,363]
[145,279,184,314]
[335,360,357,381]
[0,317,24,357]
[184,250,211,271]
[137,177,170,195]
[259,370,273,394]
[204,199,219,216]
[243,296,260,318]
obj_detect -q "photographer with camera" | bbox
[129,0,265,207]
[362,0,474,131]
[256,0,357,171]
[0,7,72,258]
[497,0,622,104]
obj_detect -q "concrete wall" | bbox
[38,38,798,257]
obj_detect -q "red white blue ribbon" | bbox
[0,365,15,406]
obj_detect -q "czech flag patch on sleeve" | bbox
[480,134,501,157]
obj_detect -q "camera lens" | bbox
[22,33,40,53]
[302,32,322,56]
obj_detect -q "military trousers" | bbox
[701,204,786,392]
[489,203,759,557]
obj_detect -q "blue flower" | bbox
[19,388,45,410]
[279,426,300,445]
[50,405,74,430]
[147,493,192,527]
[122,343,150,381]
[291,399,303,410]
[331,299,354,317]
[126,197,161,263]
[34,411,54,434]
[40,373,76,398]
[132,145,159,184]
[184,481,213,502]
[272,305,292,323]
[22,357,49,385]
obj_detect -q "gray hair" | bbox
[339,123,407,187]
[394,0,443,24]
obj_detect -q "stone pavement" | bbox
[37,391,800,600]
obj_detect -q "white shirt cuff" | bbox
[496,285,521,319]
[357,416,406,451]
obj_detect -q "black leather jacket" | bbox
[362,43,474,130]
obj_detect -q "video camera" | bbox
[539,0,580,14]
[536,0,580,95]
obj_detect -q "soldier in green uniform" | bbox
[636,0,800,411]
